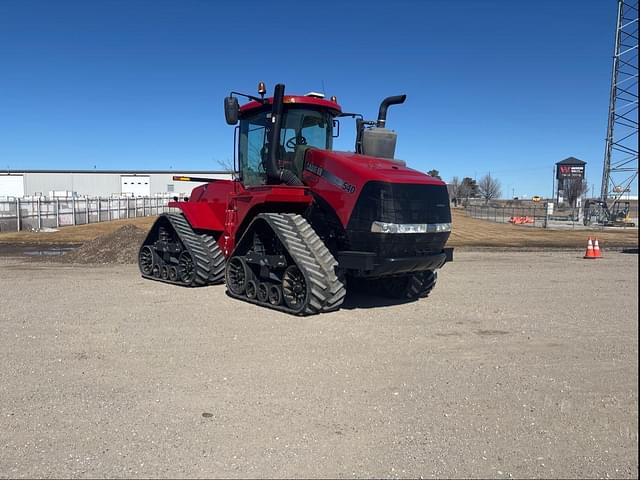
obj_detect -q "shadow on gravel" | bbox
[621,247,638,254]
[340,291,415,310]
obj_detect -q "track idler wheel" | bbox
[139,246,154,275]
[282,265,307,311]
[178,251,196,284]
[226,256,250,295]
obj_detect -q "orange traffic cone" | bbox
[584,237,596,259]
[593,238,602,258]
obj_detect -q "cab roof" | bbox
[239,95,342,117]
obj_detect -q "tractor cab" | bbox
[238,101,339,185]
[224,83,409,188]
[227,91,342,186]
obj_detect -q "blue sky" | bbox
[0,0,622,197]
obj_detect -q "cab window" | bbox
[238,113,269,186]
[238,107,333,186]
[280,109,332,152]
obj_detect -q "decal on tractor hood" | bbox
[305,162,356,194]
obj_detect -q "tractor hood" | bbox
[302,149,447,227]
[304,149,445,187]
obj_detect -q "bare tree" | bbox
[448,176,478,206]
[449,176,461,205]
[478,174,502,204]
[427,169,442,180]
[461,177,478,203]
[215,158,240,180]
[215,158,235,173]
[564,178,588,207]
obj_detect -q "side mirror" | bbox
[332,119,340,138]
[224,96,239,125]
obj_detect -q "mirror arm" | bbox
[229,91,267,104]
[337,112,363,120]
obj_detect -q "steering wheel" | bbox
[285,135,307,149]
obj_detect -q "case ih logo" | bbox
[305,163,356,194]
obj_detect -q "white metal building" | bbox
[0,170,232,198]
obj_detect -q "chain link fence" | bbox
[465,203,552,227]
[0,196,176,232]
[464,202,638,229]
[465,203,593,228]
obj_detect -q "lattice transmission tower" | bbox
[600,0,639,202]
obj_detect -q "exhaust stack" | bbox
[376,94,407,127]
[267,83,303,186]
[361,94,407,160]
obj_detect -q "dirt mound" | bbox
[56,224,147,264]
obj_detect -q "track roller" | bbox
[268,285,283,306]
[246,280,258,299]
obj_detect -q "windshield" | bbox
[280,108,333,152]
[238,107,333,186]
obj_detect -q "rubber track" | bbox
[363,270,437,300]
[196,231,226,284]
[140,213,221,287]
[227,213,346,315]
[406,271,438,299]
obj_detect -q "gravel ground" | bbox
[0,251,637,479]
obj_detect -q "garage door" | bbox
[121,176,150,196]
[0,175,24,198]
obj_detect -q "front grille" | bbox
[346,181,451,256]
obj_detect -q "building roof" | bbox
[1,170,228,175]
[556,157,586,165]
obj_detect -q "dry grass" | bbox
[448,209,638,249]
[0,209,637,249]
[0,217,156,244]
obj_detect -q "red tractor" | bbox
[138,83,453,315]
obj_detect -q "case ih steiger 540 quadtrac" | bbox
[138,83,453,315]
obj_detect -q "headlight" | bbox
[371,221,451,234]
